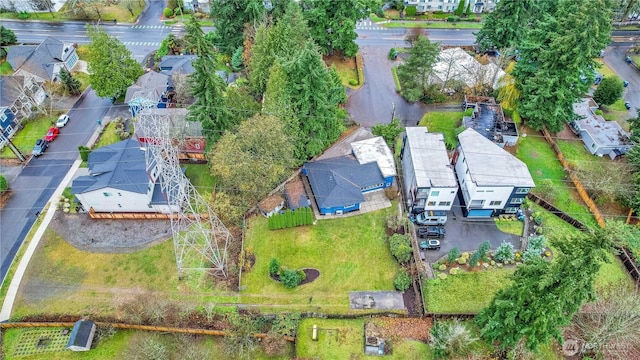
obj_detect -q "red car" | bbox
[45,127,59,142]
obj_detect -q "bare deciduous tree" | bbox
[405,27,427,47]
[170,72,193,107]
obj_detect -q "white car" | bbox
[56,114,70,127]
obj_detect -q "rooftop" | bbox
[351,136,397,178]
[404,127,457,188]
[458,128,535,187]
[573,99,632,148]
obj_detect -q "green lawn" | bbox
[94,122,122,149]
[241,206,400,314]
[2,328,292,360]
[183,163,216,199]
[515,131,597,227]
[297,318,433,360]
[594,59,619,79]
[418,111,465,149]
[385,21,482,29]
[0,115,57,158]
[423,269,515,314]
[0,61,13,75]
[0,1,143,22]
[494,218,524,236]
[391,66,401,92]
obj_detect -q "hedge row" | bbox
[268,207,314,230]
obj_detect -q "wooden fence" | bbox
[526,193,588,231]
[88,208,209,220]
[540,127,606,227]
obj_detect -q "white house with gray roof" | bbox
[570,98,634,159]
[6,37,79,82]
[401,127,458,214]
[71,139,177,213]
[454,128,535,218]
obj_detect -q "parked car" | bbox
[626,56,633,64]
[625,101,632,110]
[417,226,445,238]
[414,210,447,226]
[56,114,70,127]
[32,139,48,157]
[419,239,441,250]
[45,127,59,142]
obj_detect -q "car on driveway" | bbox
[420,239,441,250]
[56,114,70,127]
[32,139,48,157]
[417,226,445,238]
[45,127,59,141]
[414,210,447,226]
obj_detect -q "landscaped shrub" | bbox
[447,16,460,22]
[389,233,412,264]
[268,258,280,276]
[348,79,358,86]
[385,213,407,233]
[268,207,314,230]
[457,257,467,265]
[163,7,174,17]
[0,174,7,193]
[477,241,490,261]
[394,269,411,291]
[438,264,447,271]
[405,6,417,16]
[446,247,460,264]
[449,268,459,275]
[430,320,478,359]
[493,241,515,263]
[280,268,303,288]
[468,252,481,268]
[438,273,447,280]
[78,146,91,162]
[526,235,546,256]
[18,11,30,19]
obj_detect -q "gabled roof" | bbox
[351,136,397,178]
[158,55,197,75]
[6,37,71,80]
[125,71,169,103]
[0,76,25,107]
[457,128,535,187]
[573,98,632,149]
[304,156,384,209]
[405,127,457,188]
[431,47,505,89]
[72,139,149,195]
[66,320,95,349]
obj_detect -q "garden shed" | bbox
[258,194,285,218]
[66,319,96,352]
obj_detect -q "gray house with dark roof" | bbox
[0,75,46,148]
[125,70,170,116]
[71,139,176,213]
[302,156,387,215]
[6,37,79,82]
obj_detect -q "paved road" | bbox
[0,91,112,282]
[603,44,640,116]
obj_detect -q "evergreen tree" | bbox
[210,0,265,55]
[514,0,613,132]
[593,76,624,106]
[396,36,440,102]
[0,25,17,46]
[475,230,612,352]
[465,2,472,16]
[231,46,244,71]
[85,25,143,98]
[58,68,81,95]
[454,0,465,16]
[475,0,537,51]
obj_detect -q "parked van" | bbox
[415,210,448,226]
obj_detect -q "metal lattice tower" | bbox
[135,105,232,278]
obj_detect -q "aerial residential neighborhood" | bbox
[1,0,640,359]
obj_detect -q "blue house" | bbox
[0,75,46,148]
[302,156,388,215]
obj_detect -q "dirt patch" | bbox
[0,189,11,209]
[368,317,433,342]
[402,282,422,316]
[555,122,579,140]
[48,212,173,253]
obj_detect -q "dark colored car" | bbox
[417,226,445,238]
[45,127,59,142]
[32,139,48,157]
[420,239,441,250]
[625,102,632,110]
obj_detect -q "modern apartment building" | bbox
[404,0,498,13]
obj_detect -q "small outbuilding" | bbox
[66,319,96,352]
[258,194,285,218]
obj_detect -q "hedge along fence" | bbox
[540,127,606,228]
[268,207,314,230]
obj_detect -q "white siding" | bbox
[77,188,157,213]
[424,187,457,211]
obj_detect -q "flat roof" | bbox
[458,128,535,187]
[351,136,397,178]
[573,99,632,148]
[405,127,457,188]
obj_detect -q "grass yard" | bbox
[184,163,216,196]
[494,218,524,236]
[2,328,293,360]
[324,54,360,89]
[0,1,143,22]
[297,318,433,360]
[418,111,464,149]
[423,269,515,314]
[10,229,234,320]
[241,206,400,314]
[594,59,619,79]
[385,21,482,29]
[0,61,13,75]
[391,66,401,92]
[0,115,58,158]
[515,130,597,227]
[94,122,122,149]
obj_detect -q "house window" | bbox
[490,200,502,206]
[431,190,440,196]
[510,198,525,204]
[438,201,451,206]
[427,201,436,206]
[0,112,6,122]
[103,192,113,197]
[5,125,13,134]
[477,190,485,192]
[416,188,429,199]
[486,190,494,193]
[504,207,518,213]
[470,199,485,206]
[591,143,596,149]
[10,105,17,114]
[515,188,530,194]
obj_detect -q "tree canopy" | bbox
[396,35,440,102]
[301,0,378,57]
[210,0,265,55]
[593,76,624,106]
[85,25,143,98]
[0,26,17,46]
[475,0,537,51]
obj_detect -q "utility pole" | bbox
[391,102,396,123]
[0,133,26,163]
